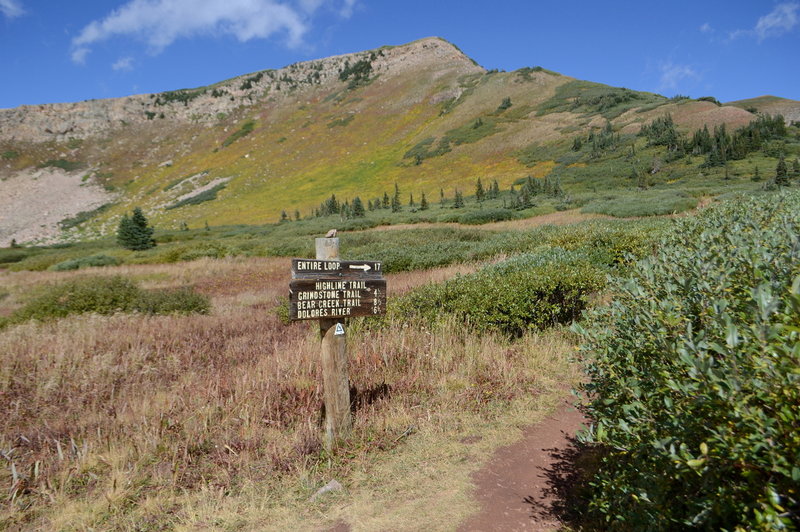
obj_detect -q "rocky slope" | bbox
[0,38,479,143]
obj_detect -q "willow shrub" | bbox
[3,276,210,327]
[393,247,606,336]
[575,191,800,530]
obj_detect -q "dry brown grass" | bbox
[0,256,579,530]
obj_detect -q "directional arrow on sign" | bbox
[349,264,371,271]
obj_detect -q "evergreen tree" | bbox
[775,155,789,187]
[117,207,155,250]
[382,192,390,209]
[523,187,533,208]
[440,188,446,208]
[409,193,415,207]
[280,210,289,222]
[752,166,762,182]
[490,179,500,199]
[475,178,485,203]
[792,158,800,179]
[497,97,512,111]
[321,194,340,216]
[420,192,429,210]
[352,196,365,217]
[453,189,464,209]
[204,221,210,231]
[294,209,301,221]
[391,183,401,212]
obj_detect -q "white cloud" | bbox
[70,0,356,64]
[340,0,356,18]
[0,0,25,18]
[755,2,799,40]
[71,47,90,64]
[658,61,699,92]
[699,22,713,33]
[729,2,799,41]
[112,56,135,71]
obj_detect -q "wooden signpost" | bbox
[289,235,386,448]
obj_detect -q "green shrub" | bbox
[327,115,355,128]
[38,159,84,171]
[545,221,662,266]
[9,251,76,272]
[393,247,606,336]
[575,192,800,529]
[134,287,211,315]
[458,208,515,225]
[59,203,113,230]
[538,80,666,119]
[156,242,233,263]
[4,276,209,327]
[166,183,226,210]
[154,89,204,106]
[49,254,120,271]
[0,247,31,264]
[221,120,255,147]
[581,190,697,217]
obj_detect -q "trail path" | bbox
[458,402,586,532]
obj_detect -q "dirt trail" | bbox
[458,402,586,532]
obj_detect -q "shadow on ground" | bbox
[524,435,605,529]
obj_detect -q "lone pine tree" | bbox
[117,207,155,250]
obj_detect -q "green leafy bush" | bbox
[538,80,666,119]
[327,115,355,128]
[156,242,233,263]
[166,183,226,210]
[132,287,211,315]
[59,203,113,230]
[581,190,697,217]
[38,159,84,171]
[221,120,255,147]
[8,251,76,272]
[4,276,209,327]
[50,254,120,271]
[457,208,515,225]
[0,247,31,264]
[575,192,800,529]
[393,248,605,336]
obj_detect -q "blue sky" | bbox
[1,0,798,109]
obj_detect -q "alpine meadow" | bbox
[1,35,799,531]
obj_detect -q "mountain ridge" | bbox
[0,37,480,143]
[1,37,798,245]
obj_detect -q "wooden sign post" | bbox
[289,236,386,449]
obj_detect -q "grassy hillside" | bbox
[2,37,798,247]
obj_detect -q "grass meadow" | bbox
[0,255,580,530]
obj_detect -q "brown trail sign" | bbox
[288,237,387,449]
[290,259,386,320]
